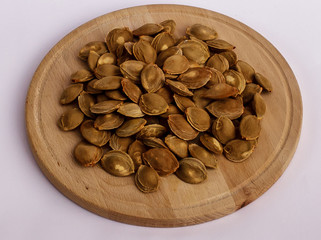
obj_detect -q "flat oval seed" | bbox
[185,107,211,132]
[58,108,84,131]
[206,39,235,51]
[121,78,142,103]
[141,63,165,93]
[206,54,229,73]
[143,137,167,148]
[142,148,179,176]
[133,40,157,64]
[163,55,190,74]
[101,150,134,177]
[60,83,83,104]
[205,67,226,88]
[206,97,244,120]
[235,60,255,83]
[156,46,182,67]
[167,114,199,141]
[201,83,238,99]
[165,79,193,97]
[92,76,122,90]
[120,60,146,83]
[105,27,133,54]
[117,102,144,118]
[136,124,167,139]
[105,90,127,101]
[224,139,255,162]
[79,41,107,61]
[94,64,120,79]
[199,133,223,154]
[109,134,134,152]
[116,118,147,137]
[239,115,261,140]
[224,70,246,94]
[139,93,169,115]
[97,53,117,66]
[173,94,196,112]
[74,141,103,167]
[176,158,207,184]
[212,116,236,144]
[128,140,147,170]
[132,23,164,36]
[71,69,94,83]
[177,67,212,89]
[90,100,123,114]
[94,113,124,130]
[155,87,173,104]
[178,40,210,64]
[135,165,160,193]
[241,83,263,104]
[186,24,217,41]
[219,50,238,66]
[78,91,96,118]
[80,120,111,147]
[252,93,266,119]
[254,73,273,92]
[151,32,176,53]
[87,50,100,71]
[188,144,218,168]
[164,134,189,158]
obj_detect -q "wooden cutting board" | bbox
[25,4,302,227]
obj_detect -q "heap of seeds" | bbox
[58,20,272,193]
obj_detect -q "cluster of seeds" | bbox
[58,20,272,193]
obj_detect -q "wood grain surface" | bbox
[25,4,302,227]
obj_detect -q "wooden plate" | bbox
[25,5,302,227]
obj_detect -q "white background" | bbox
[1,0,321,239]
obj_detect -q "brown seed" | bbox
[116,118,147,137]
[165,79,193,97]
[139,35,154,43]
[224,139,255,162]
[60,84,83,104]
[164,134,189,158]
[133,39,157,64]
[206,54,229,73]
[201,83,238,99]
[177,40,210,64]
[241,83,263,104]
[90,100,123,114]
[121,78,142,103]
[239,115,261,140]
[80,120,111,147]
[117,102,144,118]
[87,50,100,71]
[252,93,266,119]
[206,97,244,120]
[97,52,117,66]
[101,150,135,177]
[176,158,207,184]
[106,27,133,54]
[94,113,124,130]
[58,108,84,131]
[177,67,212,89]
[139,93,169,115]
[167,114,199,141]
[141,63,165,93]
[92,76,122,90]
[173,94,196,112]
[224,70,246,94]
[128,140,147,170]
[156,46,182,67]
[120,60,146,83]
[185,106,211,132]
[160,19,176,34]
[254,73,273,92]
[186,23,218,41]
[188,144,217,169]
[206,39,235,51]
[151,32,176,53]
[199,133,223,154]
[135,165,160,193]
[235,60,255,83]
[163,55,190,74]
[78,91,96,118]
[74,141,103,167]
[94,64,121,79]
[109,134,134,152]
[132,23,164,36]
[136,124,167,139]
[212,116,236,144]
[142,148,179,176]
[155,87,173,104]
[71,69,94,83]
[105,90,127,101]
[78,41,107,61]
[143,137,167,148]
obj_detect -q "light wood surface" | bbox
[25,4,302,227]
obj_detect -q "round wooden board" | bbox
[25,4,302,227]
